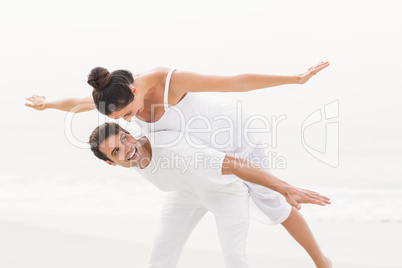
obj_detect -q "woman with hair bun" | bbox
[27,62,329,121]
[26,62,332,268]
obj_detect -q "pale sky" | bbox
[1,0,401,173]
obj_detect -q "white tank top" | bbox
[133,69,291,225]
[133,69,265,157]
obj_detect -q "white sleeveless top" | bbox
[134,69,264,156]
[133,69,291,225]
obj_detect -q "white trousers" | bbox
[147,181,250,268]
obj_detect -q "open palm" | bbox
[298,61,330,84]
[25,95,47,111]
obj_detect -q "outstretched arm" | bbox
[170,61,330,94]
[221,154,331,210]
[25,95,95,113]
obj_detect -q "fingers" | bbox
[316,63,330,72]
[26,96,38,103]
[316,61,330,67]
[25,95,46,106]
[307,190,331,201]
[307,61,330,75]
[25,97,35,105]
[289,187,331,207]
[26,95,45,100]
[305,194,331,206]
[286,196,301,210]
[317,195,331,204]
[25,95,45,110]
[308,197,329,206]
[314,61,330,72]
[290,200,302,210]
[294,190,331,206]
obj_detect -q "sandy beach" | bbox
[1,211,400,268]
[2,0,402,267]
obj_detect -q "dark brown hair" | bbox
[88,67,135,115]
[89,122,125,162]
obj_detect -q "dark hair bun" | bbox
[87,67,112,91]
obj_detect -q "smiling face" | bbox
[109,86,145,122]
[99,130,151,168]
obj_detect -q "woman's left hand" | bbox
[297,61,330,84]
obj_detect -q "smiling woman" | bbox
[26,62,332,267]
[10,0,402,266]
[26,63,329,121]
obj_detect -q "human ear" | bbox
[130,86,139,96]
[105,160,116,166]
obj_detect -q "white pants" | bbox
[147,181,250,268]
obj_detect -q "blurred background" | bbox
[0,0,401,267]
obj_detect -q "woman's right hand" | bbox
[283,186,331,210]
[25,95,48,111]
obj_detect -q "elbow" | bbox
[222,155,246,176]
[222,155,236,175]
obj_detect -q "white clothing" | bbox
[136,131,250,268]
[137,131,232,192]
[134,69,291,225]
[147,188,249,268]
[132,69,292,267]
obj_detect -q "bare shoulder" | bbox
[145,67,170,80]
[137,67,170,86]
[147,67,187,105]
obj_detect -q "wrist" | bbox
[276,183,293,195]
[294,75,303,84]
[43,102,52,110]
[281,75,300,85]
